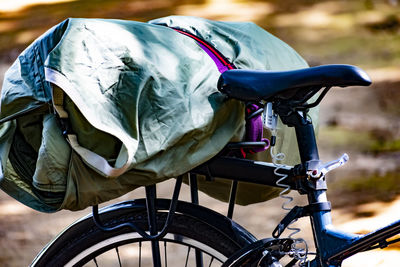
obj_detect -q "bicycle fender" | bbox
[31,199,257,266]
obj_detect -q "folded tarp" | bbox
[0,16,315,212]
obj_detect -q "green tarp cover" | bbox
[0,16,315,212]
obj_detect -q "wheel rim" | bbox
[65,232,228,266]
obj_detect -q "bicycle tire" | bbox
[31,199,256,266]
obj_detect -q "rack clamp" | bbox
[272,202,332,238]
[291,161,328,193]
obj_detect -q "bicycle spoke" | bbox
[93,257,99,267]
[195,249,204,267]
[285,258,298,267]
[115,247,122,267]
[208,257,214,267]
[164,241,168,267]
[185,246,191,267]
[139,241,142,267]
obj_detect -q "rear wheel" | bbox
[32,200,256,266]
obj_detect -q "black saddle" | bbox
[217,64,371,102]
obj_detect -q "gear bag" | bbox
[0,16,316,212]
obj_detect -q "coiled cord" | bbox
[270,130,309,266]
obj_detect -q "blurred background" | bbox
[0,0,399,266]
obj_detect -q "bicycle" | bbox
[29,64,399,267]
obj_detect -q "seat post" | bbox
[295,121,320,163]
[274,104,320,164]
[289,113,347,267]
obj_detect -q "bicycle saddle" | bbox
[217,64,371,102]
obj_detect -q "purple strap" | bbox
[197,43,230,73]
[197,43,268,154]
[174,29,269,156]
[246,104,270,153]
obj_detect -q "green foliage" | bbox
[370,138,400,153]
[331,171,400,205]
[318,126,375,152]
[319,126,400,154]
[2,0,400,68]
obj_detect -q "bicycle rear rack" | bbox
[92,176,183,240]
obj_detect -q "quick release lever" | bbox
[308,153,349,179]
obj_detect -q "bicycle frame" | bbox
[79,82,397,266]
[193,109,400,267]
[299,114,400,266]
